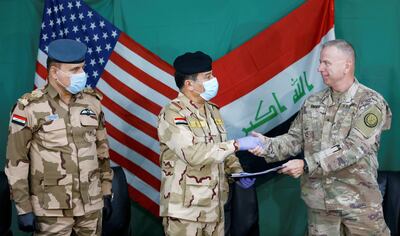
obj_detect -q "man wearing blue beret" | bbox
[5,39,113,235]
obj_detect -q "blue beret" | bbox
[48,39,87,63]
[173,51,212,75]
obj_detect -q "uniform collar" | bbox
[177,92,209,117]
[44,83,59,99]
[322,79,359,106]
[44,83,83,101]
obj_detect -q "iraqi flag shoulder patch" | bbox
[174,117,188,125]
[12,114,27,126]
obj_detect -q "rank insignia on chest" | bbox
[11,114,27,126]
[215,119,224,125]
[80,108,96,118]
[189,120,206,128]
[174,117,188,125]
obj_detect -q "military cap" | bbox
[173,51,212,75]
[48,39,87,63]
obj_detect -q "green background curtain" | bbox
[0,0,398,235]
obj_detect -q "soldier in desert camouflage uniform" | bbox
[158,51,259,236]
[249,39,392,235]
[5,39,113,236]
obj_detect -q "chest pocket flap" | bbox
[80,115,98,127]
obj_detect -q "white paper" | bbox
[230,165,283,178]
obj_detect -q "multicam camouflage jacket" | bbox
[260,81,392,211]
[5,84,113,217]
[157,93,243,223]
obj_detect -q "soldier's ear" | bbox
[184,79,194,91]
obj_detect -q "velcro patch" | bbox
[354,105,382,139]
[11,114,27,126]
[174,117,188,125]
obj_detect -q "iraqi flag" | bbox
[34,0,334,216]
[214,0,335,139]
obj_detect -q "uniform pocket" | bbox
[41,118,68,147]
[42,174,73,209]
[80,115,98,143]
[183,176,216,207]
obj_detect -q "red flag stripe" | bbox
[118,32,175,76]
[99,91,158,140]
[110,149,160,190]
[101,70,163,116]
[105,122,160,166]
[212,0,334,107]
[109,51,178,100]
[36,61,48,81]
[128,185,159,216]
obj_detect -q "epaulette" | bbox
[207,101,220,109]
[17,89,44,107]
[171,101,184,110]
[83,87,103,100]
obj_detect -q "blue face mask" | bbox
[57,70,87,94]
[200,77,219,101]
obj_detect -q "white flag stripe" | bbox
[108,136,161,180]
[97,78,158,127]
[34,73,47,88]
[103,106,160,155]
[105,60,171,108]
[114,42,177,91]
[110,160,160,205]
[122,167,160,205]
[221,29,335,139]
[37,49,48,68]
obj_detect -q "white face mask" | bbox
[56,69,88,94]
[199,77,219,101]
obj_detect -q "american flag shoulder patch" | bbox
[11,114,27,126]
[174,117,188,125]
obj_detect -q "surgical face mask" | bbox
[199,77,219,101]
[57,70,88,94]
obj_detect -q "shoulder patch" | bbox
[83,88,103,100]
[11,114,27,126]
[354,105,383,139]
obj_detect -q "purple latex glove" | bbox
[236,136,262,151]
[236,177,256,189]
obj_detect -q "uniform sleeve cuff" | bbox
[15,200,33,215]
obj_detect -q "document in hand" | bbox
[230,165,284,178]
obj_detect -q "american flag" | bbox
[35,0,176,215]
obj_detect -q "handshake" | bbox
[235,132,264,151]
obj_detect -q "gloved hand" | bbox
[236,136,263,151]
[17,212,37,232]
[103,195,113,220]
[236,177,256,189]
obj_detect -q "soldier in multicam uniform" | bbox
[5,39,113,236]
[249,39,392,235]
[157,51,259,236]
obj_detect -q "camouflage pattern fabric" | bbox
[307,207,389,236]
[258,81,391,235]
[5,84,113,217]
[157,92,242,224]
[162,217,223,236]
[35,209,102,236]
